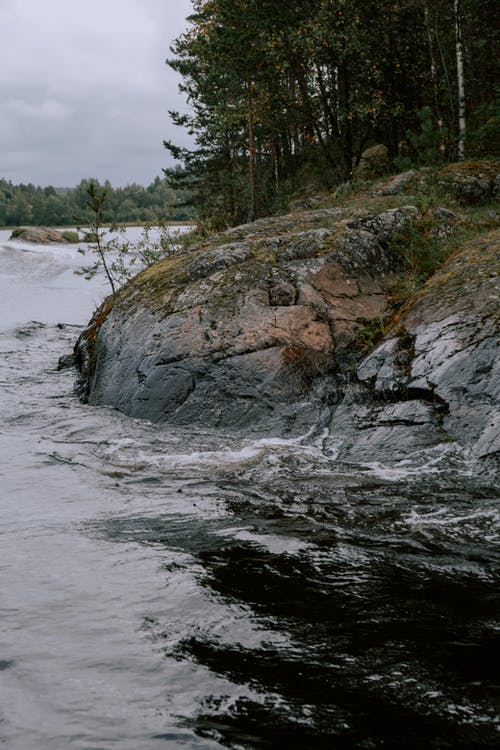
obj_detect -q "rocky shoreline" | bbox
[9,226,73,244]
[74,163,499,469]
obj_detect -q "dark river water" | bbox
[0,231,499,749]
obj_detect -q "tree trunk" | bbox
[454,0,466,160]
[246,71,257,222]
[424,3,446,157]
[225,134,236,220]
[271,140,279,193]
[338,64,353,181]
[386,26,399,159]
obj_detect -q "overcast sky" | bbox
[0,0,194,187]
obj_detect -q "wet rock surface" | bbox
[75,177,499,470]
[348,232,499,463]
[75,206,412,430]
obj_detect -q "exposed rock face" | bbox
[76,206,416,431]
[439,161,500,205]
[342,232,499,462]
[381,170,418,195]
[375,161,500,203]
[10,226,68,244]
[74,175,499,468]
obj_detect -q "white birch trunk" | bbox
[454,0,466,160]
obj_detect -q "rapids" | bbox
[0,230,498,749]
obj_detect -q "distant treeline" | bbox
[0,174,195,227]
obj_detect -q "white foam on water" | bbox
[402,505,500,542]
[213,525,313,555]
[96,429,330,475]
[362,442,479,482]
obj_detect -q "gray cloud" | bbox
[0,0,193,186]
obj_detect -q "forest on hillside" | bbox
[0,175,194,227]
[165,0,499,227]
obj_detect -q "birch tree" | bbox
[165,0,497,225]
[454,0,466,159]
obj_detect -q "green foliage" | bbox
[466,87,500,153]
[62,230,80,243]
[0,175,194,227]
[330,179,372,206]
[355,317,386,353]
[77,183,180,295]
[166,0,499,226]
[386,196,498,309]
[406,107,447,166]
[81,182,117,294]
[390,216,443,278]
[106,224,181,284]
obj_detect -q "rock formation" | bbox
[74,162,499,468]
[354,144,390,179]
[340,231,499,462]
[10,226,69,244]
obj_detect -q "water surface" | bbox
[0,230,498,749]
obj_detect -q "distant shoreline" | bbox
[0,221,196,231]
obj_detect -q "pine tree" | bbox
[165,0,499,225]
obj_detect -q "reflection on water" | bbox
[87,470,499,749]
[0,235,498,749]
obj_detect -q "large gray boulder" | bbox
[74,186,499,468]
[75,206,416,433]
